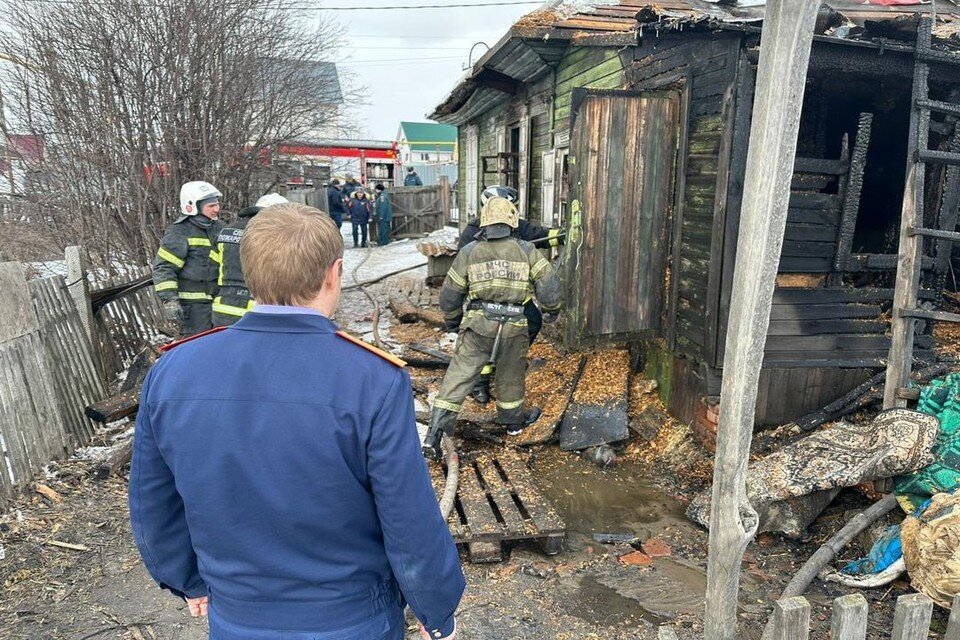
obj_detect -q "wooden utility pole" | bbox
[704,2,821,639]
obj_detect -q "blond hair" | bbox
[241,203,343,306]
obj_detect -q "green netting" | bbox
[896,373,960,511]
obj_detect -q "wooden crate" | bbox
[432,448,565,563]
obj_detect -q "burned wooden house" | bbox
[429,0,960,426]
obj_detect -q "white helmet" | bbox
[480,185,519,207]
[180,181,222,216]
[255,193,288,208]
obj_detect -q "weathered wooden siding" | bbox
[0,263,107,508]
[566,90,681,346]
[553,47,626,127]
[622,34,743,365]
[458,128,469,229]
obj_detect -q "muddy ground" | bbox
[1,239,954,639]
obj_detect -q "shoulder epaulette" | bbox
[159,326,228,353]
[336,331,406,368]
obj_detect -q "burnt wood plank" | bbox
[770,303,881,320]
[765,334,894,352]
[773,288,894,304]
[766,318,888,336]
[84,388,141,424]
[835,113,873,273]
[789,192,842,210]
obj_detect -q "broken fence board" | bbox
[85,388,141,424]
[772,597,810,640]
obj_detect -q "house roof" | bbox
[6,134,44,162]
[265,59,343,105]
[398,122,458,151]
[428,0,960,125]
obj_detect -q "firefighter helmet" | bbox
[255,193,288,208]
[480,185,519,206]
[180,181,222,216]
[479,196,519,229]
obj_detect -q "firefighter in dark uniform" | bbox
[457,186,565,404]
[422,196,563,460]
[153,181,225,337]
[211,193,288,327]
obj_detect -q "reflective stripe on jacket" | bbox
[439,237,561,339]
[152,216,225,303]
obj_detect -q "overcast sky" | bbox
[319,1,542,140]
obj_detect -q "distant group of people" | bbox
[325,166,423,249]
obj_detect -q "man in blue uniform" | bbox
[130,203,464,640]
[326,179,347,227]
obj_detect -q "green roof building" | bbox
[396,121,458,166]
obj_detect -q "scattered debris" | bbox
[902,490,960,608]
[592,533,640,545]
[44,540,90,552]
[619,551,653,568]
[516,343,585,445]
[642,537,672,559]
[687,409,940,538]
[581,444,617,468]
[35,484,63,504]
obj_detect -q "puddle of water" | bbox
[570,576,662,626]
[570,557,707,627]
[531,449,689,539]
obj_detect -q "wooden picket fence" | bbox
[29,275,106,444]
[765,593,960,640]
[0,262,107,507]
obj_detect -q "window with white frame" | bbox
[464,125,479,221]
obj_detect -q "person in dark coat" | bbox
[326,180,347,228]
[374,183,393,246]
[343,173,362,198]
[404,167,423,186]
[348,190,372,248]
[130,203,464,640]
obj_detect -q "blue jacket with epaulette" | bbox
[129,311,465,637]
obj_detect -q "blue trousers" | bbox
[209,605,404,640]
[352,220,368,247]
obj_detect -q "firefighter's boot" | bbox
[504,407,542,437]
[422,407,458,461]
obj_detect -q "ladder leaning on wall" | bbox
[884,16,960,408]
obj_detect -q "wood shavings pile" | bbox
[571,348,629,405]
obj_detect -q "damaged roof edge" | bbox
[427,25,568,122]
[428,0,960,123]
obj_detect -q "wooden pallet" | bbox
[431,448,566,563]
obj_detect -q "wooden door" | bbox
[565,89,681,347]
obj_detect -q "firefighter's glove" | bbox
[543,311,560,324]
[444,318,461,332]
[162,299,184,324]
